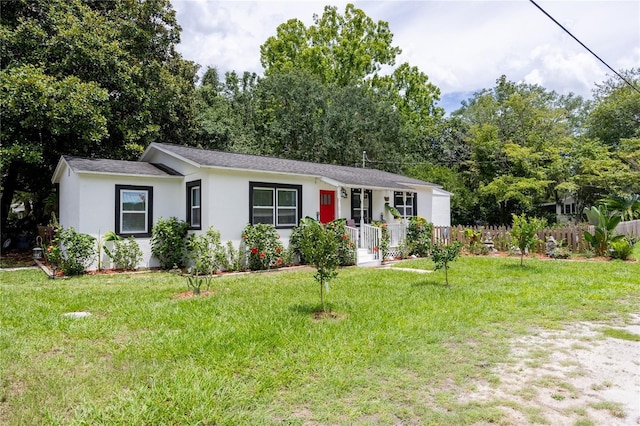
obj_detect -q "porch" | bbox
[345,222,408,267]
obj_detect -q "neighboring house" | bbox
[52,143,451,269]
[539,196,580,224]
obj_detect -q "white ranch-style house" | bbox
[52,143,451,269]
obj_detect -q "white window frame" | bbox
[249,182,301,228]
[187,180,201,229]
[116,185,153,237]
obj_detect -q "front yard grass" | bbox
[1,256,638,425]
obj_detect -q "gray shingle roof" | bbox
[63,156,182,177]
[149,143,438,190]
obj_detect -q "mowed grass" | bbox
[1,256,639,425]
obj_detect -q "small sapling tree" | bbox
[295,218,340,313]
[185,227,225,295]
[431,241,462,285]
[510,213,546,266]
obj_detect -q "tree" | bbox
[452,76,587,224]
[294,218,341,313]
[587,69,640,148]
[1,0,198,236]
[431,242,462,285]
[260,3,401,86]
[195,67,258,152]
[510,213,546,266]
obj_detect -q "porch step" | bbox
[357,248,381,267]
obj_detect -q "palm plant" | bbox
[600,194,640,222]
[583,206,624,256]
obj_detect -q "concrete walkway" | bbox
[379,266,433,274]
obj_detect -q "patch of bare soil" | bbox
[312,311,346,321]
[462,314,640,425]
[172,290,215,299]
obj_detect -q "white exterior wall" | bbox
[74,174,182,269]
[56,163,81,231]
[430,189,452,227]
[206,169,326,248]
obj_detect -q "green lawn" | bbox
[1,256,639,425]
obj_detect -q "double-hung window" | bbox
[249,182,301,228]
[115,185,153,237]
[394,191,417,218]
[186,180,201,229]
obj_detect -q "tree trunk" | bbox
[0,164,19,236]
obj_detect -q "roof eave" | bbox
[140,142,201,168]
[51,156,70,184]
[74,170,184,179]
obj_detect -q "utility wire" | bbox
[529,0,640,95]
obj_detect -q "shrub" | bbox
[47,227,96,275]
[463,228,489,255]
[327,218,356,265]
[221,240,245,272]
[110,237,143,270]
[405,216,433,257]
[609,238,634,260]
[150,217,189,269]
[583,206,624,256]
[371,220,390,260]
[242,223,285,270]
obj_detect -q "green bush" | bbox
[47,227,96,275]
[583,206,623,256]
[609,238,634,260]
[221,240,245,272]
[327,219,356,266]
[406,216,433,257]
[150,217,189,269]
[110,237,143,270]
[242,223,285,270]
[371,220,390,260]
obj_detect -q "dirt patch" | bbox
[462,314,640,425]
[172,290,216,299]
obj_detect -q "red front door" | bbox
[319,190,335,224]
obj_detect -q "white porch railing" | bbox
[345,225,359,248]
[362,224,381,260]
[386,222,407,249]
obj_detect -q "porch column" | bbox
[360,187,364,227]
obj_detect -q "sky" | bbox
[171,0,640,113]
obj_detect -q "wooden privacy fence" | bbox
[614,219,640,238]
[433,224,593,253]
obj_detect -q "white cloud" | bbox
[172,0,640,102]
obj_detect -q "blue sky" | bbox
[172,0,639,113]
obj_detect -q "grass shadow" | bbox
[410,279,450,288]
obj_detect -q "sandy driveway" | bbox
[463,314,640,425]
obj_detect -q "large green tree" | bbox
[195,67,258,153]
[587,69,640,148]
[452,76,586,224]
[1,0,198,235]
[260,3,400,86]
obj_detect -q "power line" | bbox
[529,0,640,95]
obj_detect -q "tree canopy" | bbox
[260,3,401,86]
[1,0,198,232]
